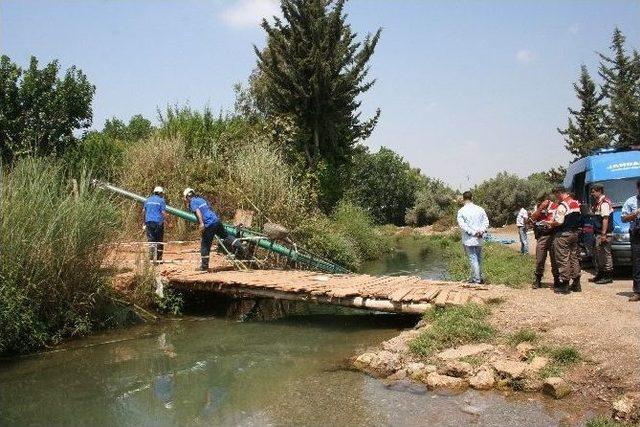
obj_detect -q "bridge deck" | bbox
[162,268,487,314]
[109,241,488,315]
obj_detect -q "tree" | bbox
[255,0,381,168]
[103,114,153,143]
[558,66,609,158]
[0,55,94,163]
[347,147,419,225]
[598,28,640,148]
[473,172,536,226]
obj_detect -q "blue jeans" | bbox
[518,226,529,254]
[464,245,483,283]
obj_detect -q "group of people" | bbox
[514,183,640,301]
[142,186,234,271]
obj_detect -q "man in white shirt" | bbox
[457,191,490,284]
[621,180,640,302]
[516,206,529,255]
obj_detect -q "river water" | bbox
[0,238,576,426]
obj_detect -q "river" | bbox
[0,238,578,426]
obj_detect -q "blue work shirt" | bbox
[189,196,219,227]
[622,194,640,233]
[144,194,166,224]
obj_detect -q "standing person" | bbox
[457,191,490,285]
[590,183,614,284]
[545,187,582,294]
[143,186,167,263]
[530,193,560,289]
[516,205,529,255]
[620,180,640,302]
[183,188,226,271]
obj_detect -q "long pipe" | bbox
[94,181,350,274]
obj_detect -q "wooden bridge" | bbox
[111,242,488,315]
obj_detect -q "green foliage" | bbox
[0,55,94,163]
[103,115,153,143]
[406,176,458,226]
[599,28,640,148]
[585,416,625,427]
[0,157,120,353]
[549,346,581,365]
[295,215,362,270]
[255,0,381,168]
[331,201,391,260]
[429,235,535,288]
[558,66,610,158]
[472,172,536,226]
[348,147,420,225]
[66,131,127,181]
[409,304,495,358]
[508,328,539,346]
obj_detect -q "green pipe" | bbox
[95,181,350,274]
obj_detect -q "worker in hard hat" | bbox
[143,186,168,263]
[183,188,231,271]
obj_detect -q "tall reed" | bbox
[0,157,120,353]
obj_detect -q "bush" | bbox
[65,131,127,181]
[331,201,391,260]
[406,177,458,226]
[472,172,536,226]
[348,147,420,225]
[0,157,120,353]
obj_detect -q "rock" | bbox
[437,344,494,361]
[527,356,549,373]
[469,367,495,390]
[425,372,468,391]
[523,378,544,392]
[492,360,529,379]
[414,318,430,329]
[438,361,474,378]
[516,342,535,360]
[382,330,420,353]
[460,404,483,416]
[375,350,400,375]
[406,362,426,379]
[386,369,407,381]
[542,377,572,399]
[424,364,438,373]
[613,393,640,422]
[354,352,376,368]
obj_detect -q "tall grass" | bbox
[0,157,120,353]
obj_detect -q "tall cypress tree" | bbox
[255,0,381,168]
[558,65,609,158]
[598,28,640,148]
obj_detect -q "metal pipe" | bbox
[94,181,350,273]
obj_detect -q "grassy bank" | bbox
[422,234,535,288]
[0,158,121,353]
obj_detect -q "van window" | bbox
[590,179,638,207]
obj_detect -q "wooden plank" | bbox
[407,286,441,302]
[433,288,450,307]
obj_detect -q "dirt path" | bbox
[487,227,640,400]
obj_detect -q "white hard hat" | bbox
[183,188,195,198]
[153,186,164,194]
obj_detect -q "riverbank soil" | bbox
[490,226,640,408]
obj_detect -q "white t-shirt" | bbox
[516,208,528,227]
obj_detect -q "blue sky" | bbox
[1,0,639,189]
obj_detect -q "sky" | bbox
[1,0,639,189]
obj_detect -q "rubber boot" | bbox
[570,276,582,292]
[553,276,560,289]
[595,271,613,285]
[554,281,571,294]
[532,274,543,289]
[589,272,602,283]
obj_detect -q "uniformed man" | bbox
[620,180,640,302]
[183,188,245,271]
[590,183,614,284]
[529,193,559,289]
[545,186,582,294]
[143,186,167,263]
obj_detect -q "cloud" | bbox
[515,49,536,64]
[568,23,580,35]
[220,0,280,29]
